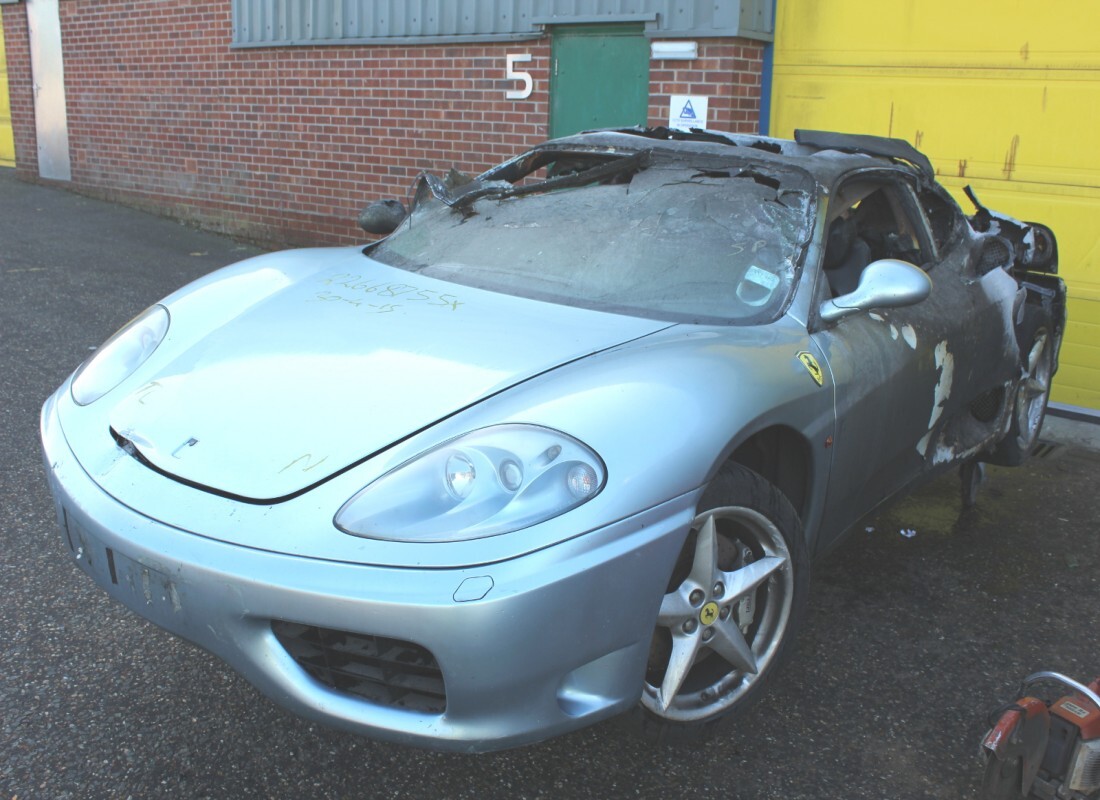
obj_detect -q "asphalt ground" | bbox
[2,170,1098,799]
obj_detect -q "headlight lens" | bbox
[71,305,170,406]
[335,424,606,542]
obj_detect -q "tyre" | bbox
[991,311,1054,466]
[626,463,809,743]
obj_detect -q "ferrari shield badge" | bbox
[797,351,824,387]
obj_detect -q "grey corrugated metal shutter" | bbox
[231,0,774,47]
[232,0,540,45]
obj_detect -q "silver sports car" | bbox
[41,128,1066,751]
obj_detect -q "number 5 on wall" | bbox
[505,54,533,100]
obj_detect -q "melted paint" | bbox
[917,341,954,457]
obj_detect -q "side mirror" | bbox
[358,199,407,235]
[819,259,932,324]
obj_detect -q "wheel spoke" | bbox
[708,618,759,675]
[1025,375,1049,397]
[657,588,694,627]
[688,514,719,589]
[658,633,702,712]
[720,555,786,603]
[1026,336,1047,374]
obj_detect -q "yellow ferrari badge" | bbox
[797,351,824,387]
[700,601,719,626]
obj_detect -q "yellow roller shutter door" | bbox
[0,11,14,168]
[771,1,1100,411]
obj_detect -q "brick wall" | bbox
[4,1,763,247]
[2,6,34,180]
[648,40,765,132]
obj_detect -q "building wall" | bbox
[648,40,763,133]
[2,0,763,247]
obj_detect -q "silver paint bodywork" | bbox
[40,129,1065,751]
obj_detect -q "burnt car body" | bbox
[40,128,1066,751]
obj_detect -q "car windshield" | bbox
[368,150,816,324]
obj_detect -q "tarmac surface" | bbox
[2,169,1098,799]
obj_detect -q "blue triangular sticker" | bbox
[680,100,697,119]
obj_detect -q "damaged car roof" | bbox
[500,126,937,186]
[375,132,819,326]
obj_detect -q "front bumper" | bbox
[41,391,695,752]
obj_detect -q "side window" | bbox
[820,178,929,298]
[917,184,964,253]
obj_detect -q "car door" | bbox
[809,170,1016,552]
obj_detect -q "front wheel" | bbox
[627,463,809,742]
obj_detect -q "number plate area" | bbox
[62,508,184,623]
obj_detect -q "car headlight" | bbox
[334,424,606,542]
[71,305,170,406]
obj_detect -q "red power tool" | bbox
[981,672,1100,799]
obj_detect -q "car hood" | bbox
[108,255,670,502]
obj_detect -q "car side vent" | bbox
[969,387,1004,423]
[977,236,1013,274]
[272,621,446,713]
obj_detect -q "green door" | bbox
[550,24,650,139]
